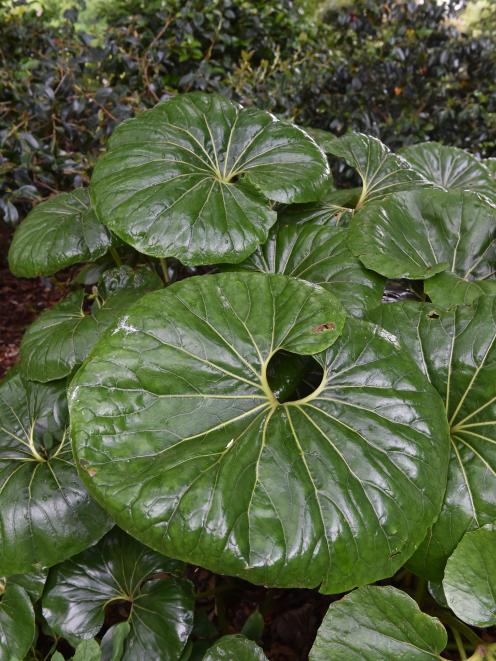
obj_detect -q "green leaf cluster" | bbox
[3,93,496,659]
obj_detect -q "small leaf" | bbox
[8,188,113,278]
[20,278,160,382]
[90,93,329,266]
[225,217,384,317]
[0,371,111,576]
[72,639,102,661]
[443,524,496,627]
[101,621,131,661]
[368,298,496,580]
[8,567,48,602]
[241,610,264,642]
[70,272,449,593]
[43,528,194,661]
[350,189,496,281]
[0,583,35,660]
[203,635,268,660]
[424,271,496,306]
[401,142,496,200]
[324,132,429,206]
[309,586,447,660]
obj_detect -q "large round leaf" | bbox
[70,272,449,593]
[20,270,161,383]
[0,583,35,661]
[0,371,111,576]
[43,528,194,660]
[368,298,496,580]
[323,133,429,206]
[90,93,329,266]
[309,586,447,661]
[8,188,112,278]
[349,188,496,280]
[443,524,496,628]
[203,635,268,661]
[401,142,496,199]
[225,218,384,317]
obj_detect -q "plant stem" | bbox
[436,612,483,648]
[110,246,122,266]
[452,627,467,660]
[159,257,169,284]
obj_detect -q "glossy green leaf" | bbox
[70,271,448,593]
[20,277,159,383]
[443,524,496,627]
[8,567,47,602]
[98,265,162,298]
[484,157,496,177]
[203,635,268,661]
[309,586,447,661]
[350,189,496,280]
[425,271,496,306]
[226,218,384,317]
[368,298,496,580]
[8,188,112,278]
[241,610,264,642]
[277,188,360,227]
[303,127,338,153]
[43,528,194,661]
[90,93,329,266]
[401,142,496,199]
[72,640,102,661]
[324,132,429,206]
[100,621,131,661]
[0,583,35,661]
[0,371,111,576]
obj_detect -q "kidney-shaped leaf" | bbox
[70,272,449,593]
[350,188,496,281]
[20,271,160,383]
[309,586,447,661]
[8,188,112,278]
[0,371,111,576]
[368,298,496,580]
[225,218,384,317]
[324,133,429,206]
[43,527,194,660]
[0,583,35,661]
[203,635,268,661]
[90,93,329,266]
[401,142,496,200]
[443,524,496,628]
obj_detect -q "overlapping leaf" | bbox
[309,586,447,660]
[323,133,429,206]
[0,582,35,661]
[443,524,496,628]
[0,371,111,576]
[70,272,449,594]
[349,189,496,282]
[90,93,329,265]
[8,189,112,278]
[401,142,496,200]
[368,298,496,580]
[226,218,384,317]
[43,528,194,660]
[203,635,268,661]
[20,266,160,382]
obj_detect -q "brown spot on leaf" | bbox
[87,467,97,477]
[312,322,336,333]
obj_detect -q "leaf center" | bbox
[264,350,324,404]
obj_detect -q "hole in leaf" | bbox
[266,350,324,403]
[426,311,439,320]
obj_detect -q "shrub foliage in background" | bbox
[1,90,496,659]
[1,0,496,223]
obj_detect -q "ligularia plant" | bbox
[2,93,496,660]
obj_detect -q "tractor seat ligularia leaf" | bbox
[90,93,330,266]
[70,272,449,593]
